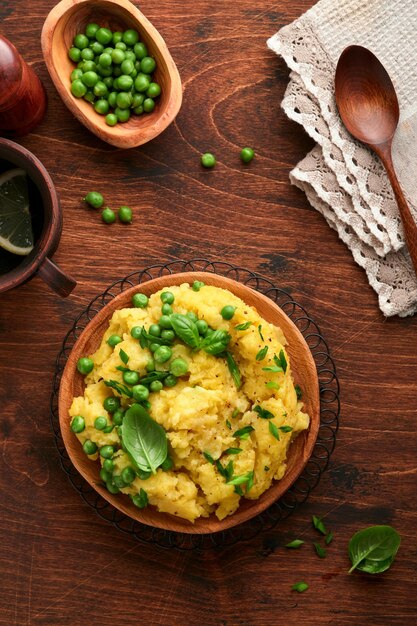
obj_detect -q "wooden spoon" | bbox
[335,45,417,273]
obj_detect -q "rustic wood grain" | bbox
[0,1,416,624]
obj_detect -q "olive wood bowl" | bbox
[59,272,320,534]
[41,0,182,148]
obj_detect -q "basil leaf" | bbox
[201,329,231,355]
[121,404,168,474]
[225,351,241,389]
[203,451,215,464]
[258,324,264,341]
[224,447,242,455]
[269,421,280,440]
[312,515,327,536]
[235,322,252,331]
[233,425,254,439]
[295,384,303,400]
[253,405,275,420]
[170,313,200,349]
[285,539,304,549]
[256,345,268,361]
[104,379,133,398]
[291,582,308,593]
[119,348,129,364]
[348,525,401,574]
[279,425,293,433]
[314,543,326,558]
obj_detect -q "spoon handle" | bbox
[376,143,417,274]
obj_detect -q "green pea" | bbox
[112,409,124,426]
[102,76,113,89]
[85,22,100,38]
[132,384,149,401]
[70,415,85,433]
[143,98,155,113]
[118,206,132,223]
[132,293,148,308]
[94,99,109,115]
[131,491,148,508]
[149,324,161,337]
[240,147,255,163]
[130,95,143,110]
[108,91,117,108]
[77,357,94,375]
[80,60,97,72]
[154,345,172,364]
[83,439,97,455]
[145,359,155,372]
[106,480,119,494]
[115,107,130,123]
[84,90,95,104]
[71,79,87,98]
[95,27,113,45]
[80,47,94,61]
[136,468,152,480]
[133,106,144,115]
[94,416,107,430]
[123,370,139,385]
[70,68,83,81]
[81,71,99,87]
[84,191,103,208]
[134,74,150,92]
[102,207,116,224]
[116,91,132,109]
[103,458,114,472]
[105,113,118,127]
[161,456,173,471]
[73,33,89,50]
[100,445,114,459]
[97,65,112,77]
[112,48,125,64]
[146,82,161,98]
[113,31,123,44]
[117,75,134,91]
[140,56,156,74]
[123,29,139,45]
[131,326,142,339]
[103,396,120,413]
[196,319,208,335]
[161,303,173,315]
[69,47,81,62]
[192,280,205,292]
[100,468,111,483]
[103,425,114,433]
[115,41,127,50]
[186,311,198,322]
[121,59,134,75]
[161,329,175,341]
[107,334,122,347]
[98,52,112,68]
[159,315,173,330]
[221,305,236,320]
[134,42,148,59]
[121,466,136,484]
[170,358,188,377]
[164,374,177,388]
[90,41,104,55]
[150,380,163,393]
[149,342,160,353]
[201,152,216,168]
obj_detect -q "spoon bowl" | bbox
[42,0,182,148]
[335,45,417,274]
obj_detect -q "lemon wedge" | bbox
[0,168,34,256]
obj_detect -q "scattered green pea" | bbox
[106,480,119,494]
[70,415,85,433]
[118,206,132,223]
[170,358,188,377]
[100,445,114,459]
[240,147,255,163]
[94,416,107,430]
[103,396,120,413]
[150,380,163,392]
[103,458,114,472]
[192,280,205,291]
[154,345,172,364]
[201,153,216,168]
[102,207,116,224]
[122,466,136,484]
[131,326,142,339]
[132,384,150,401]
[221,305,237,320]
[161,291,174,304]
[149,324,161,337]
[112,409,124,426]
[107,334,122,347]
[196,319,208,335]
[161,303,173,315]
[123,370,140,385]
[84,191,104,208]
[132,293,148,308]
[83,439,97,455]
[161,329,175,341]
[77,357,94,375]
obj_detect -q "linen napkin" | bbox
[267,0,417,316]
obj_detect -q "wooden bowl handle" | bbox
[37,256,76,297]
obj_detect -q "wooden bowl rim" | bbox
[41,0,182,148]
[59,272,320,534]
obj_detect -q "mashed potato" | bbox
[69,283,309,523]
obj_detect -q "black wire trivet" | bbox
[50,259,340,550]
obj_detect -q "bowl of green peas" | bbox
[42,0,182,148]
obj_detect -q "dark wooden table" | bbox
[1,1,416,624]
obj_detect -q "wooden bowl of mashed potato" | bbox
[59,272,320,534]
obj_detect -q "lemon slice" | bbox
[0,168,34,256]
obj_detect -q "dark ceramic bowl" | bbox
[0,138,76,296]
